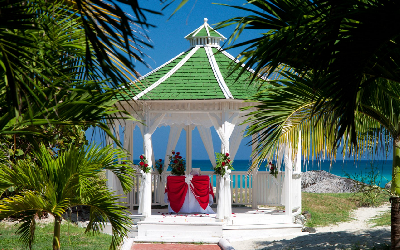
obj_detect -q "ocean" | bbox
[192,159,393,188]
[135,159,393,188]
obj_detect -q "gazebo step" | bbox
[222,223,304,242]
[230,214,290,225]
[128,214,146,225]
[223,223,302,230]
[136,220,223,242]
[140,215,216,224]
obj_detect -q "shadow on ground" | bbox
[250,228,390,250]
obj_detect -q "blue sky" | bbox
[108,1,259,161]
[87,1,392,162]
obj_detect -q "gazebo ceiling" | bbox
[118,18,269,101]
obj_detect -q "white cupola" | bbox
[184,18,227,48]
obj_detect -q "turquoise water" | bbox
[194,159,393,188]
[135,159,393,188]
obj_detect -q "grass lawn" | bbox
[370,211,391,227]
[302,191,390,227]
[0,221,112,250]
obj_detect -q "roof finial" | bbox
[204,18,208,24]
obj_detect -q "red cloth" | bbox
[165,175,214,213]
[165,176,187,213]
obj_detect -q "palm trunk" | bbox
[391,139,400,249]
[53,215,62,250]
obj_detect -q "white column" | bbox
[138,112,165,217]
[295,131,302,213]
[209,110,238,222]
[251,133,258,209]
[284,144,293,222]
[106,122,114,191]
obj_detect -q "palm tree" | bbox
[217,0,400,248]
[0,143,134,250]
[0,0,159,139]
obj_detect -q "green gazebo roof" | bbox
[119,18,267,101]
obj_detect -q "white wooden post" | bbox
[138,111,165,217]
[141,112,153,217]
[209,110,238,222]
[106,123,115,192]
[295,131,302,213]
[251,133,258,209]
[284,144,293,222]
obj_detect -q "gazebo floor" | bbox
[128,207,304,243]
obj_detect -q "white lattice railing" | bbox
[122,170,301,213]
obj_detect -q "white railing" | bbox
[122,170,301,214]
[229,171,254,205]
[257,172,285,206]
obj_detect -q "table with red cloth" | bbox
[164,175,215,214]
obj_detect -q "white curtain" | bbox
[197,125,216,168]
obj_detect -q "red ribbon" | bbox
[165,175,214,213]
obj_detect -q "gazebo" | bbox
[107,18,302,242]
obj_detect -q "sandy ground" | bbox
[231,203,391,250]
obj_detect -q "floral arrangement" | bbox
[214,152,234,176]
[268,161,278,178]
[155,159,163,175]
[138,154,151,173]
[168,150,185,176]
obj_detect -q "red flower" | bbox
[176,152,180,156]
[226,153,229,157]
[159,159,162,162]
[174,160,178,164]
[222,162,226,166]
[139,162,144,166]
[172,151,175,155]
[144,164,148,167]
[140,155,144,160]
[270,166,274,170]
[178,156,182,159]
[227,159,231,162]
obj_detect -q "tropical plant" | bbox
[0,0,159,139]
[217,0,400,248]
[0,143,134,250]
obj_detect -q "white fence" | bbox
[123,170,301,214]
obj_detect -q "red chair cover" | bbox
[190,175,214,210]
[165,175,214,213]
[165,176,187,213]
